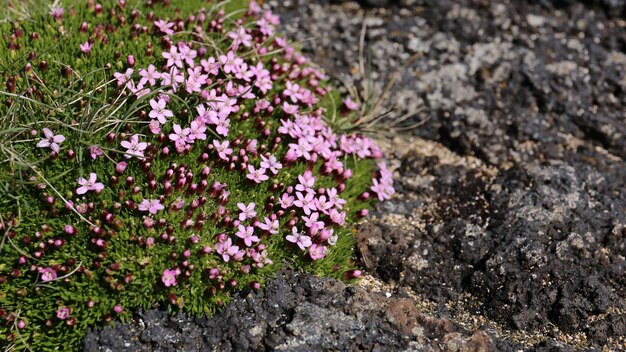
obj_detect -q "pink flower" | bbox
[149,98,173,124]
[279,193,294,209]
[329,209,346,225]
[113,68,134,89]
[286,227,312,250]
[79,41,93,53]
[161,268,178,287]
[187,120,207,142]
[196,104,211,122]
[255,99,270,111]
[302,212,324,233]
[185,76,203,94]
[371,178,394,201]
[89,146,103,160]
[36,128,65,153]
[200,57,220,76]
[309,244,328,260]
[264,10,280,25]
[121,134,148,159]
[247,165,269,183]
[115,162,127,173]
[283,81,301,103]
[213,140,233,161]
[130,83,151,98]
[282,102,299,115]
[160,67,185,91]
[237,202,257,221]
[113,305,123,314]
[149,120,161,134]
[296,171,315,192]
[260,154,282,175]
[76,173,104,195]
[320,227,335,241]
[294,191,317,215]
[228,26,253,51]
[178,43,197,67]
[371,161,395,200]
[236,225,259,247]
[219,51,242,74]
[162,46,183,68]
[343,97,359,111]
[139,65,161,86]
[315,195,333,214]
[138,199,165,214]
[255,75,273,94]
[275,36,287,47]
[39,267,57,282]
[154,19,175,35]
[169,124,190,145]
[187,66,207,83]
[49,6,64,19]
[208,114,230,137]
[246,139,258,153]
[258,217,279,235]
[56,307,71,320]
[326,188,346,209]
[257,18,275,36]
[215,237,239,262]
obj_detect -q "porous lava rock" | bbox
[85,270,504,351]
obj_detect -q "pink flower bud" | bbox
[64,224,76,235]
[345,269,362,279]
[115,162,127,174]
[284,149,297,162]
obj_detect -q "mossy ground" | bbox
[0,0,386,350]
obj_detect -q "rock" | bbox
[85,270,505,351]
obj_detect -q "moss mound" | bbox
[0,0,394,349]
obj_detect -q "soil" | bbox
[85,0,626,350]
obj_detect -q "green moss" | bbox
[0,0,388,350]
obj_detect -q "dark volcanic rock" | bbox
[356,140,626,347]
[270,0,626,163]
[85,270,504,351]
[271,0,626,348]
[473,159,626,334]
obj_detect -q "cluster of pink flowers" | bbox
[371,161,395,201]
[0,3,401,346]
[33,1,394,306]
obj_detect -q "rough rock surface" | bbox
[270,0,626,349]
[84,270,506,351]
[86,0,626,350]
